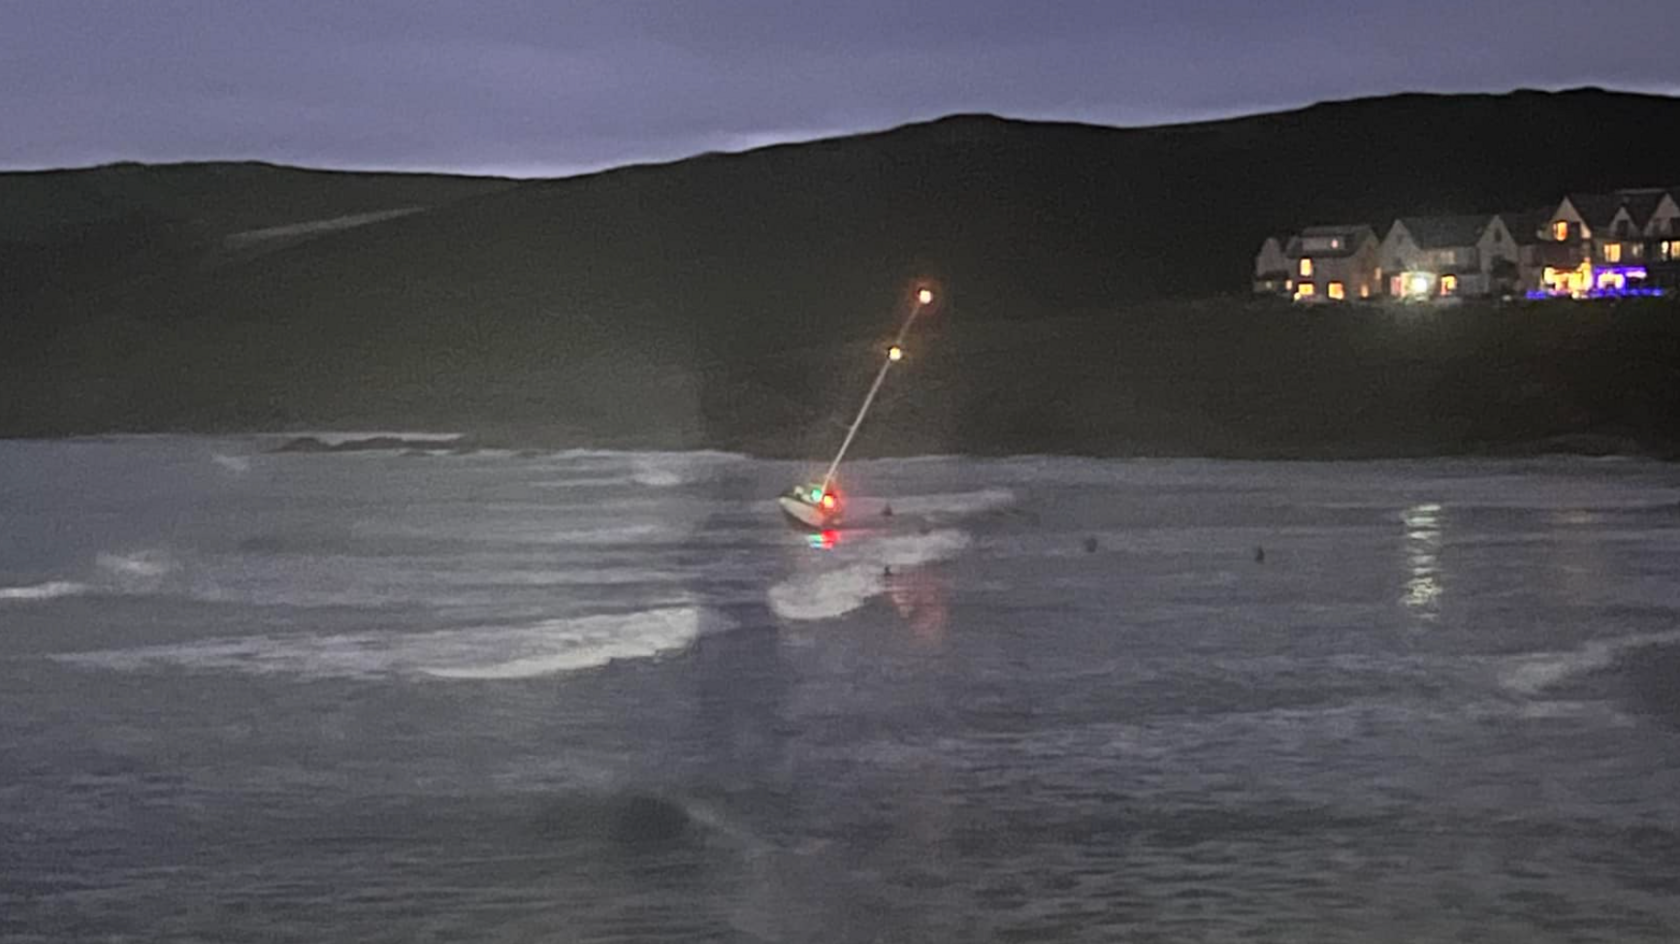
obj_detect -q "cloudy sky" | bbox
[3,0,1677,178]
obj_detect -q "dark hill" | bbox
[0,161,514,242]
[5,88,1680,457]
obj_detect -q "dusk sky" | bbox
[4,0,1678,179]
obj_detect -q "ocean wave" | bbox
[627,451,745,488]
[268,431,463,447]
[54,606,717,681]
[0,580,93,602]
[1498,630,1680,696]
[96,550,177,580]
[211,452,252,473]
[94,550,179,595]
[769,530,970,621]
[532,476,637,489]
[356,521,667,547]
[879,488,1017,519]
[630,461,685,488]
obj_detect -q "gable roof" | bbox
[1285,224,1376,259]
[1499,208,1552,245]
[1616,191,1664,227]
[1560,189,1680,232]
[1394,215,1492,249]
[1560,193,1627,230]
[1299,224,1374,238]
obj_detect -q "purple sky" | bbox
[4,0,1677,178]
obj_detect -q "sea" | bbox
[2,435,1679,943]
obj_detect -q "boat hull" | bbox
[778,495,838,531]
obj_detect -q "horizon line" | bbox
[1,84,1674,182]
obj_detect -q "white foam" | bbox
[211,452,251,473]
[628,451,743,488]
[0,580,92,602]
[356,521,665,546]
[96,550,177,580]
[769,529,970,621]
[532,476,631,489]
[883,488,1016,519]
[1498,630,1680,696]
[270,431,463,447]
[630,464,685,488]
[55,607,714,681]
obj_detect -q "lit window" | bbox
[1552,220,1569,241]
[1440,274,1459,295]
[1359,284,1371,299]
[1662,240,1679,261]
[1603,242,1622,263]
[1299,258,1314,277]
[1285,279,1294,290]
[1327,281,1345,300]
[1295,283,1316,298]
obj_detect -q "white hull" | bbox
[778,495,836,531]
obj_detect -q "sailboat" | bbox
[778,285,937,531]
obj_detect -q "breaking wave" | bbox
[630,456,685,488]
[1498,630,1680,696]
[769,530,970,621]
[96,550,177,580]
[0,581,93,602]
[53,606,717,681]
[270,431,462,447]
[881,488,1016,519]
[628,451,744,488]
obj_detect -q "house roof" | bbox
[1618,192,1664,229]
[1299,224,1375,238]
[1499,208,1552,245]
[1394,215,1492,249]
[1561,193,1627,230]
[1286,224,1375,259]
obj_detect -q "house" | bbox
[1379,215,1522,299]
[1252,236,1291,295]
[1538,190,1668,297]
[1499,208,1554,293]
[1633,187,1680,291]
[1284,224,1381,302]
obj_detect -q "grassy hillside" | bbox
[5,88,1680,457]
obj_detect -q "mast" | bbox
[818,287,934,493]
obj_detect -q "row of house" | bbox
[1254,187,1680,302]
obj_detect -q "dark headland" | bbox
[5,88,1680,460]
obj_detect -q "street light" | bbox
[916,287,935,305]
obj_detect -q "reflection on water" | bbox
[1546,508,1612,602]
[1403,502,1444,619]
[887,565,950,648]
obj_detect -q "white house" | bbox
[1379,215,1521,298]
[1539,191,1669,296]
[1252,236,1291,295]
[1285,224,1381,302]
[1637,187,1680,291]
